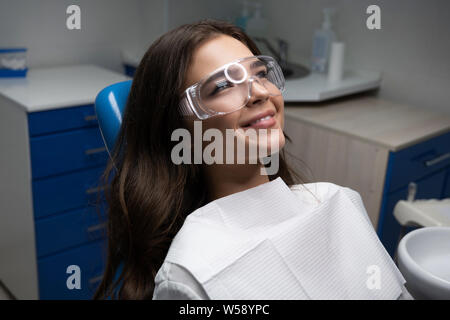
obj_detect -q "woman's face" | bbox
[183,34,285,163]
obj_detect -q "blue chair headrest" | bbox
[94,80,132,155]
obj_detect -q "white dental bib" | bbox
[164,177,406,299]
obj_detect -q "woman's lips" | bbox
[241,114,277,130]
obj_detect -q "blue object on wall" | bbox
[123,64,136,77]
[0,48,28,77]
[94,80,132,156]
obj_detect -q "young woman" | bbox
[93,19,412,300]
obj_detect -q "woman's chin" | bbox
[259,130,285,155]
[243,129,285,163]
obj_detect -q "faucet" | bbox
[253,37,289,70]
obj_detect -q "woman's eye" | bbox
[210,80,233,95]
[256,70,268,78]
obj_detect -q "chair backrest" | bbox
[94,81,131,295]
[94,80,132,156]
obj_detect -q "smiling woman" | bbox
[93,19,303,300]
[93,19,412,301]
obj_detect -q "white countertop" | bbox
[284,69,381,102]
[285,94,450,151]
[0,64,131,112]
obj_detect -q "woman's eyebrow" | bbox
[204,71,226,85]
[250,60,265,69]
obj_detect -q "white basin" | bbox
[397,226,450,299]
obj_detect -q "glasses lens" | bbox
[245,58,283,95]
[199,70,248,114]
[198,57,283,114]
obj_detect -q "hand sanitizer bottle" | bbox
[311,8,336,73]
[246,2,267,38]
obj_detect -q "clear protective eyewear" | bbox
[179,55,285,120]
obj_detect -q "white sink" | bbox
[397,226,450,299]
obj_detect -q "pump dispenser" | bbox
[311,8,336,73]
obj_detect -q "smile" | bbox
[242,111,277,130]
[250,115,273,125]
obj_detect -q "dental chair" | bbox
[95,80,132,155]
[94,80,132,298]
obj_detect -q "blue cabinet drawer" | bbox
[443,168,450,198]
[388,131,450,193]
[35,206,106,258]
[37,239,106,300]
[32,166,105,219]
[28,105,99,137]
[30,127,108,179]
[378,168,447,257]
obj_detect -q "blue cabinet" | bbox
[0,64,129,299]
[29,104,108,299]
[30,127,108,179]
[444,168,450,197]
[377,131,450,257]
[37,240,106,300]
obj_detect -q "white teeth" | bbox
[250,115,272,125]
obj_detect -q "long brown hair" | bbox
[93,19,307,300]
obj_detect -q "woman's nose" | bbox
[247,78,269,106]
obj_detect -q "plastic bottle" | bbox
[246,2,267,38]
[311,8,336,73]
[235,0,250,31]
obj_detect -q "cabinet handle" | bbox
[84,115,97,122]
[84,146,107,156]
[424,152,450,167]
[87,222,107,234]
[85,186,106,194]
[407,182,417,202]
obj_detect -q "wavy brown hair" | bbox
[93,19,308,300]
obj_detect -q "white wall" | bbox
[260,0,450,114]
[165,0,240,30]
[139,0,167,48]
[0,0,238,72]
[0,0,160,73]
[1,0,448,114]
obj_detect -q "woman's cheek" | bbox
[275,98,285,129]
[204,113,237,132]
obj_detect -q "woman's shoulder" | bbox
[289,182,368,214]
[153,261,209,300]
[289,181,356,202]
[290,181,371,224]
[290,181,352,192]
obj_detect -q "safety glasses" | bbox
[179,55,285,120]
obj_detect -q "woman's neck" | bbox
[202,163,270,202]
